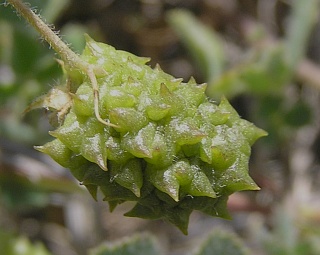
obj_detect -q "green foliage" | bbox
[89,233,161,255]
[0,231,51,255]
[259,210,320,255]
[0,0,65,144]
[0,167,82,211]
[167,3,318,145]
[209,45,290,98]
[167,10,225,83]
[194,230,250,255]
[168,1,318,98]
[0,175,50,210]
[284,0,320,71]
[89,230,251,255]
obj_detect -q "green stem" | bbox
[6,0,86,71]
[6,0,118,128]
[284,0,320,72]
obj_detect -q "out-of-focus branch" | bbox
[241,16,320,91]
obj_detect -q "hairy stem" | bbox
[6,0,87,71]
[6,0,119,128]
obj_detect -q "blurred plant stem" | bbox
[284,0,320,73]
[167,10,225,84]
[6,0,86,71]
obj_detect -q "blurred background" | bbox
[1,0,320,254]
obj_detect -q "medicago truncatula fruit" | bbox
[35,35,267,234]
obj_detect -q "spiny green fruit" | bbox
[35,35,266,234]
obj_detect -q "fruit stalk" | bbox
[6,0,118,128]
[6,0,84,70]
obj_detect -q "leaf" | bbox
[0,231,52,255]
[167,9,225,83]
[193,230,250,255]
[89,233,162,255]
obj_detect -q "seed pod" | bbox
[36,36,267,234]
